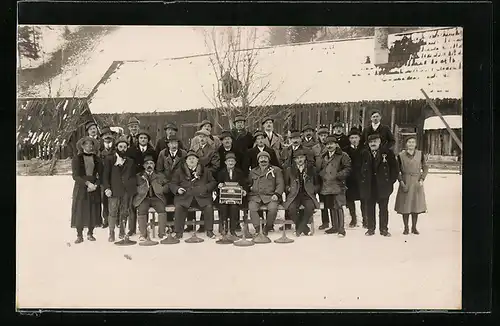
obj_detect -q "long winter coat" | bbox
[156,148,187,182]
[102,154,137,197]
[248,165,285,204]
[130,143,157,173]
[360,124,396,150]
[317,148,352,198]
[283,164,320,209]
[394,150,428,214]
[231,128,254,151]
[359,147,399,200]
[71,154,102,229]
[343,145,364,201]
[133,171,169,208]
[262,131,284,161]
[193,144,220,176]
[169,163,217,208]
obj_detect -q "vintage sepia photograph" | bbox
[16,25,463,310]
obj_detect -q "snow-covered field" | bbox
[16,174,461,310]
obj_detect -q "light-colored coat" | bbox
[190,134,221,152]
[317,147,352,196]
[248,165,284,204]
[262,131,284,161]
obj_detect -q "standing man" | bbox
[280,130,315,169]
[231,115,254,151]
[190,119,221,151]
[131,130,157,173]
[261,116,284,161]
[155,122,185,153]
[218,130,246,174]
[126,117,141,148]
[102,136,137,242]
[343,127,366,228]
[332,121,350,150]
[311,125,331,230]
[248,130,280,169]
[301,124,318,150]
[248,151,284,236]
[156,136,187,230]
[99,126,117,228]
[170,151,217,239]
[360,110,396,150]
[85,120,99,139]
[360,134,399,237]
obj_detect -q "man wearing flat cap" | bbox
[332,121,350,150]
[102,136,137,242]
[360,110,395,150]
[133,155,169,241]
[231,115,254,151]
[155,122,185,153]
[248,150,284,236]
[301,124,318,150]
[248,130,280,170]
[99,126,117,228]
[169,150,217,239]
[359,133,399,237]
[217,130,247,176]
[190,119,221,151]
[261,116,284,161]
[126,116,141,148]
[311,125,331,230]
[283,149,320,236]
[317,134,352,237]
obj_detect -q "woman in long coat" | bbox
[71,136,103,243]
[394,136,428,235]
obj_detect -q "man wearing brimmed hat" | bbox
[332,121,350,150]
[360,133,398,237]
[126,116,141,147]
[280,130,315,169]
[247,150,284,236]
[133,155,169,241]
[102,135,137,241]
[155,122,185,153]
[317,134,352,237]
[360,109,395,150]
[283,149,320,236]
[217,130,246,175]
[343,127,367,228]
[169,150,217,239]
[99,126,117,228]
[311,125,331,230]
[156,135,187,225]
[301,124,318,150]
[231,115,254,150]
[190,119,221,151]
[85,120,99,139]
[261,116,284,161]
[70,136,102,244]
[193,129,220,177]
[215,151,250,237]
[248,130,280,170]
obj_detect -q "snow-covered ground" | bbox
[16,174,461,309]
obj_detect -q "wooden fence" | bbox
[17,144,74,161]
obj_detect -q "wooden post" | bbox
[390,106,396,133]
[420,89,463,151]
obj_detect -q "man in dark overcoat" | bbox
[98,127,117,228]
[217,130,247,175]
[311,125,331,230]
[170,150,217,239]
[343,127,366,228]
[283,149,320,236]
[155,122,185,153]
[360,134,399,237]
[102,136,137,242]
[231,115,254,151]
[133,155,169,240]
[247,130,280,169]
[332,121,350,150]
[360,109,396,150]
[280,130,316,170]
[301,124,318,150]
[123,117,141,236]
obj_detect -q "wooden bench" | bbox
[146,203,325,236]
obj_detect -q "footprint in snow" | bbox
[124,254,132,260]
[66,242,71,247]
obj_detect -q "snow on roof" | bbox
[423,115,462,130]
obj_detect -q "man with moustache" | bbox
[126,117,141,148]
[331,121,350,150]
[261,116,284,161]
[301,124,318,150]
[170,150,217,240]
[231,115,254,151]
[155,122,185,153]
[217,130,246,175]
[156,136,187,230]
[343,127,366,228]
[360,134,399,237]
[248,151,284,236]
[312,125,331,230]
[190,119,221,151]
[133,155,169,241]
[85,120,100,140]
[102,136,137,242]
[98,126,117,228]
[248,130,281,170]
[360,110,396,150]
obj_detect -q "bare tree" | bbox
[201,27,283,130]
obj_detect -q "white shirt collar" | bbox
[170,150,177,156]
[140,144,147,151]
[266,131,273,137]
[292,145,299,151]
[372,122,381,130]
[257,145,265,151]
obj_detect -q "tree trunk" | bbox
[48,146,61,175]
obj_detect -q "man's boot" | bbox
[337,209,346,237]
[108,217,116,242]
[411,214,419,235]
[403,214,410,235]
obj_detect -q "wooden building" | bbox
[88,27,462,153]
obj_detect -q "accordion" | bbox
[219,182,243,205]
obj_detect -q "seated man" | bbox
[169,150,217,239]
[133,155,169,241]
[283,149,320,236]
[248,151,284,236]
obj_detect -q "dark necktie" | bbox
[147,173,153,197]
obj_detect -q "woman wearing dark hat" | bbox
[394,135,428,235]
[71,136,103,244]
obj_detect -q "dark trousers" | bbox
[218,204,240,232]
[76,227,94,237]
[288,195,314,234]
[366,196,389,233]
[319,194,330,225]
[166,192,175,223]
[108,193,130,235]
[137,197,167,237]
[101,189,109,224]
[174,199,214,234]
[346,199,366,225]
[323,194,345,233]
[128,195,137,234]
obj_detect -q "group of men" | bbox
[85,109,399,243]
